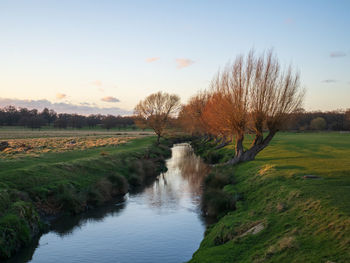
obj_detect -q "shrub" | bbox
[204,172,235,189]
[55,184,84,214]
[202,189,236,217]
[0,189,10,216]
[128,174,143,187]
[142,159,157,178]
[107,174,128,195]
[0,213,31,258]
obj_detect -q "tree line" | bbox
[288,109,350,131]
[0,106,135,130]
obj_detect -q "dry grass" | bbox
[0,136,136,158]
[267,236,298,255]
[258,164,276,176]
[0,128,153,139]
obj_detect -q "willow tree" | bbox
[178,92,209,136]
[134,91,181,144]
[205,49,304,164]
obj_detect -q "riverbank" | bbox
[0,136,171,259]
[189,132,350,262]
[6,142,209,263]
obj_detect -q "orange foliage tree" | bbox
[181,49,304,164]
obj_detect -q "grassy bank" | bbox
[0,136,171,259]
[190,132,350,263]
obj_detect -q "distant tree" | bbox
[4,106,20,125]
[86,114,100,128]
[0,109,5,126]
[345,109,350,130]
[54,114,69,129]
[102,115,117,130]
[134,91,181,144]
[28,115,45,130]
[68,114,86,129]
[310,117,327,130]
[134,116,148,131]
[40,108,57,126]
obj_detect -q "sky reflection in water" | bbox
[7,143,210,263]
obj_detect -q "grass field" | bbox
[0,127,154,159]
[0,133,173,258]
[0,126,153,139]
[190,132,350,263]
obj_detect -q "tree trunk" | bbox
[235,134,244,158]
[252,133,263,146]
[228,131,276,165]
[157,134,160,145]
[214,136,230,150]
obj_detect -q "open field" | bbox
[190,132,350,263]
[0,127,154,159]
[0,135,174,258]
[0,136,136,158]
[0,126,153,139]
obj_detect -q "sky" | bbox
[0,0,349,115]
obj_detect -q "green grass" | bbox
[189,132,350,263]
[1,137,154,177]
[0,135,172,259]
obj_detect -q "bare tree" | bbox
[134,91,181,144]
[203,49,304,164]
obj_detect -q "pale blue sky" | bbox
[0,0,349,114]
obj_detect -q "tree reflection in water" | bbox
[144,143,210,211]
[5,143,209,263]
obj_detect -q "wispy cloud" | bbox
[90,80,102,86]
[284,18,294,25]
[330,51,346,58]
[79,102,93,106]
[322,79,337,83]
[101,96,120,103]
[146,57,160,62]
[56,93,66,99]
[0,98,131,115]
[176,58,195,69]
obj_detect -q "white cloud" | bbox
[146,57,160,62]
[330,51,346,58]
[176,58,195,69]
[322,79,337,83]
[285,18,294,24]
[101,96,120,103]
[56,93,67,99]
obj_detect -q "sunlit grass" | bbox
[190,132,350,263]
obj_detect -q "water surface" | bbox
[8,143,210,263]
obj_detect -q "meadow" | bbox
[0,126,153,139]
[190,132,350,263]
[0,130,172,258]
[0,126,153,158]
[1,129,350,262]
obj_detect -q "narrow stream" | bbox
[7,143,210,263]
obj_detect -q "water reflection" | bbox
[144,143,209,211]
[7,143,209,263]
